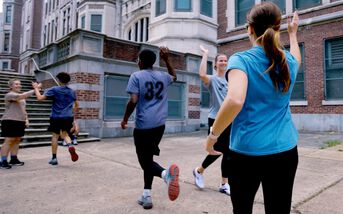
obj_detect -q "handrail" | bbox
[31,58,60,86]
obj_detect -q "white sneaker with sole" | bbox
[193,168,204,189]
[219,183,230,195]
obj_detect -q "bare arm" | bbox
[160,47,177,81]
[32,82,47,101]
[13,90,35,101]
[121,94,138,129]
[206,69,248,154]
[199,45,211,85]
[288,12,301,68]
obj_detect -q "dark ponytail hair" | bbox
[247,2,290,92]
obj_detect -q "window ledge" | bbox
[322,100,343,106]
[290,100,308,106]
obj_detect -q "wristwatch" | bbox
[209,126,219,140]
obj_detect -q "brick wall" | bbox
[76,90,100,101]
[188,84,200,119]
[75,108,99,119]
[70,72,100,84]
[103,39,140,62]
[41,78,58,89]
[160,52,185,71]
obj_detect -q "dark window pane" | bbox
[90,15,102,32]
[293,0,321,10]
[201,84,210,107]
[156,0,166,16]
[325,37,343,100]
[175,0,192,12]
[263,0,286,13]
[104,76,129,119]
[167,82,184,118]
[201,0,213,17]
[285,44,305,100]
[236,0,254,26]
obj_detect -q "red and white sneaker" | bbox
[164,164,180,201]
[68,146,79,162]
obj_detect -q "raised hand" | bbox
[159,46,169,62]
[200,45,209,55]
[287,11,299,35]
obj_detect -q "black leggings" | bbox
[134,125,166,190]
[201,118,231,178]
[228,146,298,214]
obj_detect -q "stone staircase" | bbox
[0,71,100,147]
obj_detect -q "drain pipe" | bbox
[31,58,60,86]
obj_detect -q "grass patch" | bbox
[320,140,342,149]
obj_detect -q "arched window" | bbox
[127,17,149,42]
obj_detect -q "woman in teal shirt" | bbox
[206,2,301,213]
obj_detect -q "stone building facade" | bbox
[33,29,201,137]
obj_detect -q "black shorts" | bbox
[208,118,231,154]
[48,117,74,135]
[1,120,26,137]
[133,125,165,156]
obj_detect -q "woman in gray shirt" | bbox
[1,79,34,169]
[193,45,232,195]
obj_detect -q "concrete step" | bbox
[0,72,35,80]
[0,107,51,113]
[0,80,34,86]
[0,114,50,119]
[0,133,93,143]
[0,103,52,108]
[17,137,101,148]
[0,129,88,136]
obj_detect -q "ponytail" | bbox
[258,28,290,92]
[247,2,291,93]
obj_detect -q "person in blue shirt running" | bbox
[33,72,79,166]
[192,45,231,195]
[121,47,180,210]
[206,2,301,213]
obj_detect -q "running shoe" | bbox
[164,164,180,201]
[193,168,205,189]
[9,159,25,166]
[72,136,78,145]
[219,183,231,196]
[0,161,12,169]
[68,146,79,162]
[48,158,58,165]
[137,195,153,209]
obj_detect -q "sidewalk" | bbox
[0,131,342,214]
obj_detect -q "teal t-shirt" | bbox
[227,46,299,156]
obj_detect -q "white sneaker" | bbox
[219,183,230,195]
[193,168,204,189]
[62,140,68,146]
[72,138,78,145]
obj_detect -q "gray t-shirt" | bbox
[205,75,228,119]
[1,91,27,121]
[126,69,173,129]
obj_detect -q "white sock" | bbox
[143,189,151,197]
[161,170,167,180]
